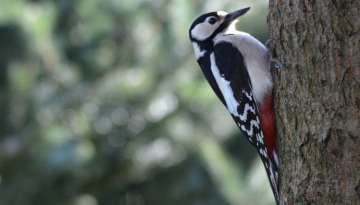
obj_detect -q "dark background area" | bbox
[0,0,273,204]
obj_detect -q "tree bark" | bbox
[268,1,360,204]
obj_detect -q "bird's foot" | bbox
[265,38,274,49]
[266,38,289,69]
[270,57,289,69]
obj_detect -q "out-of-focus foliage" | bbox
[0,0,273,204]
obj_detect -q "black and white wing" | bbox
[210,41,279,203]
[211,41,264,149]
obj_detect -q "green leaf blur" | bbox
[0,0,273,204]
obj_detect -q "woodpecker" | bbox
[189,7,279,204]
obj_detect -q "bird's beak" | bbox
[224,7,250,24]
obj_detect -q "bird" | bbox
[189,7,279,204]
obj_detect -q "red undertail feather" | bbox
[259,94,277,161]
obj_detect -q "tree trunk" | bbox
[268,1,360,204]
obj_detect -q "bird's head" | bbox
[189,7,250,43]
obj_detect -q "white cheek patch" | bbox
[191,23,214,41]
[191,16,224,41]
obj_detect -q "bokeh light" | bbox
[0,0,273,205]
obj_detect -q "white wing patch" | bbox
[259,147,268,158]
[240,117,260,136]
[210,53,262,139]
[256,132,265,145]
[210,53,238,112]
[239,104,256,121]
[210,53,256,121]
[214,33,273,106]
[243,90,253,101]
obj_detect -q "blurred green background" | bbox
[0,0,272,204]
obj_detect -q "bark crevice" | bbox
[268,0,360,204]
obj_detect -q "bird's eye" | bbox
[208,18,216,25]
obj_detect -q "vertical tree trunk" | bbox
[268,1,360,204]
